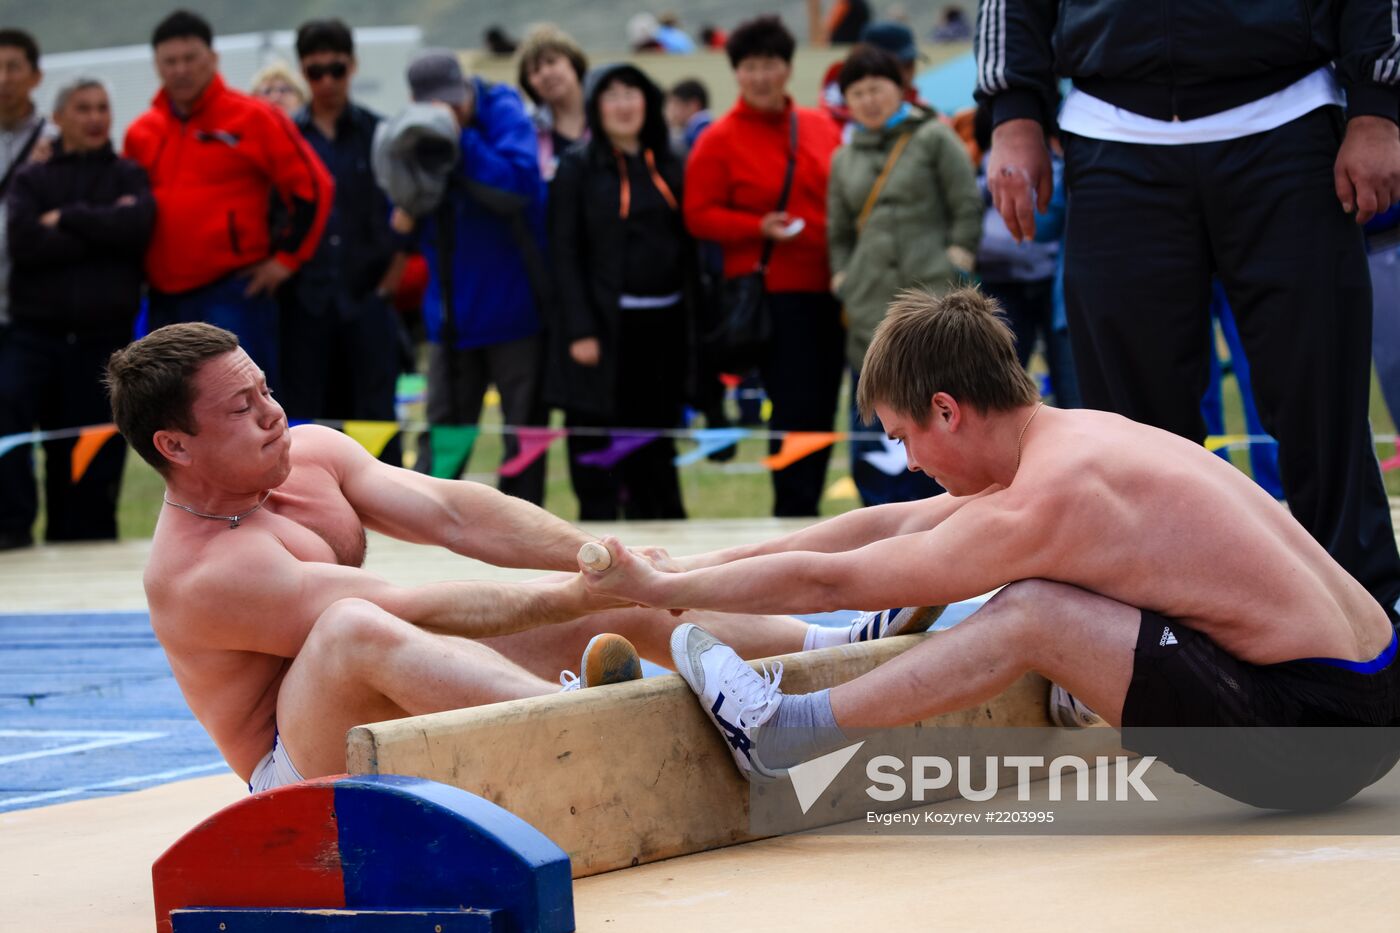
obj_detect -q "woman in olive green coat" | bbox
[828,44,983,504]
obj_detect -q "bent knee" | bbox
[990,578,1081,612]
[980,579,1093,641]
[309,598,409,653]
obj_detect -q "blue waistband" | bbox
[1304,630,1398,674]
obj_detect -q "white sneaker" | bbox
[1048,683,1104,727]
[847,606,944,643]
[669,623,788,781]
[558,633,643,693]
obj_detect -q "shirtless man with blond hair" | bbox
[584,287,1400,809]
[105,323,927,791]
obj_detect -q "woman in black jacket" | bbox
[548,63,692,520]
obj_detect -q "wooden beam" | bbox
[347,636,1112,878]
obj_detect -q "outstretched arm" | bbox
[309,425,593,570]
[588,495,1037,615]
[677,485,1001,570]
[175,531,622,658]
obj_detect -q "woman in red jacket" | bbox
[683,15,844,517]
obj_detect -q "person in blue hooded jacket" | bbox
[397,50,550,504]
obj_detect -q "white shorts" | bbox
[247,730,305,793]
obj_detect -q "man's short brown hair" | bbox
[106,323,240,475]
[857,287,1040,425]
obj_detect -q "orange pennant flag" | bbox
[71,424,119,484]
[761,432,841,471]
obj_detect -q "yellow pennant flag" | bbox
[343,421,400,459]
[1204,434,1247,452]
[824,475,859,500]
[71,425,119,484]
[762,432,841,471]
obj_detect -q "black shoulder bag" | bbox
[703,110,798,372]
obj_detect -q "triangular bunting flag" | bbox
[861,435,908,476]
[0,430,39,460]
[674,427,749,466]
[1204,434,1247,452]
[575,431,660,469]
[71,425,119,484]
[499,427,565,478]
[762,432,841,471]
[428,425,479,479]
[343,421,400,459]
[824,475,859,500]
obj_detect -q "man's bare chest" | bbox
[266,470,368,568]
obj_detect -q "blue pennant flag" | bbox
[674,428,749,466]
[0,431,40,459]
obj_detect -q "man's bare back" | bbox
[983,407,1389,664]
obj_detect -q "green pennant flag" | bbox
[428,425,479,479]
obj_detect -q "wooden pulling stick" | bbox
[578,541,612,572]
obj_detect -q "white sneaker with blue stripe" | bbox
[847,605,944,643]
[670,622,788,781]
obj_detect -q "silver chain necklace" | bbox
[162,490,272,529]
[1014,402,1045,475]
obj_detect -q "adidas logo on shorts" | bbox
[1159,626,1179,647]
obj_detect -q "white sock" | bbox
[804,623,850,651]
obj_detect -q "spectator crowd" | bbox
[3,0,1400,638]
[0,10,1004,546]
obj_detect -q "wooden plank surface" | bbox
[348,634,1118,877]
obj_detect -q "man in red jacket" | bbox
[124,9,332,388]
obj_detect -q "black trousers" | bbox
[0,324,129,542]
[279,292,404,465]
[1063,107,1400,612]
[566,307,687,522]
[761,292,846,517]
[416,334,546,505]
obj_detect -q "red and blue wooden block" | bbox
[152,774,574,932]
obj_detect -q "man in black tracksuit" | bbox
[976,1,1400,620]
[0,77,154,543]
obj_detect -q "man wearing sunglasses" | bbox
[281,19,404,464]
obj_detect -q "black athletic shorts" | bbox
[1119,611,1400,810]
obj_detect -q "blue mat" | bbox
[0,611,225,813]
[0,601,986,813]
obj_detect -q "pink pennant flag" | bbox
[1382,453,1400,473]
[499,427,565,478]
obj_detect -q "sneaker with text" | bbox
[670,622,788,781]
